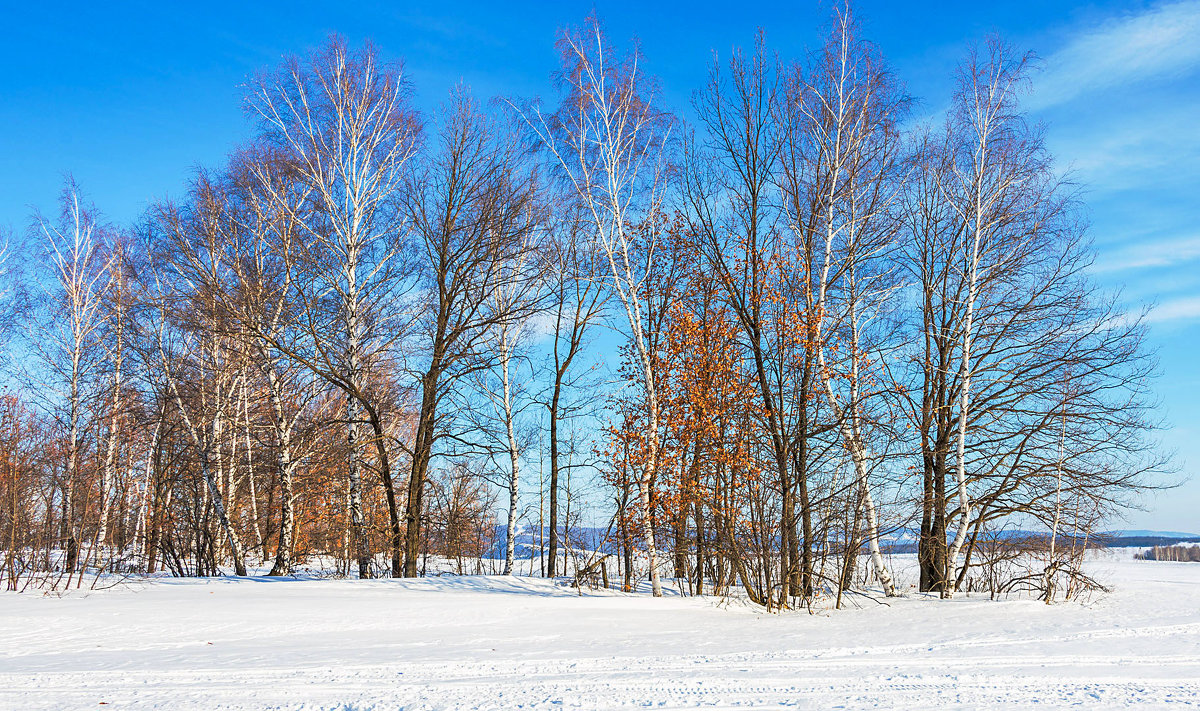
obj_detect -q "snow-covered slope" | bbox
[2,553,1198,709]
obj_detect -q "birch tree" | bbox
[781,8,907,596]
[494,258,542,576]
[225,148,319,575]
[247,37,421,578]
[940,39,1034,596]
[467,228,544,576]
[148,178,251,577]
[519,17,673,597]
[95,237,133,555]
[26,180,112,575]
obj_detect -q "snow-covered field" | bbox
[3,552,1199,709]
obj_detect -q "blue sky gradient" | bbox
[1,0,1197,531]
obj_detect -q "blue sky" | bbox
[1,0,1197,532]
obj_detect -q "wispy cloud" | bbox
[1029,0,1200,110]
[1049,100,1200,190]
[1093,234,1200,273]
[1145,294,1200,324]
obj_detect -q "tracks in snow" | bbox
[4,634,1198,710]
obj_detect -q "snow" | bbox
[2,552,1199,709]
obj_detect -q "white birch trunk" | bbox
[500,330,520,576]
[515,25,667,597]
[945,123,989,598]
[264,352,296,576]
[240,376,264,559]
[170,382,247,576]
[134,415,162,559]
[809,111,898,597]
[945,249,978,597]
[96,346,121,554]
[345,257,370,578]
[40,191,109,579]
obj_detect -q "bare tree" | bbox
[684,34,818,603]
[95,236,134,558]
[779,7,908,596]
[220,147,323,575]
[519,17,674,597]
[25,179,113,577]
[246,37,421,578]
[147,177,252,577]
[541,209,606,577]
[487,243,544,576]
[402,90,542,577]
[939,39,1037,596]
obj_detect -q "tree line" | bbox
[0,8,1166,605]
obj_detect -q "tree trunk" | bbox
[501,339,520,576]
[264,358,295,576]
[404,368,440,577]
[364,405,403,577]
[547,378,562,577]
[168,376,246,577]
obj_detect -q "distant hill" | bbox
[482,525,1200,558]
[1105,529,1200,539]
[878,529,1200,551]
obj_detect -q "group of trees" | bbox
[0,8,1166,605]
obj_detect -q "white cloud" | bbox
[1029,0,1200,110]
[1145,294,1200,323]
[1093,234,1200,273]
[1049,101,1200,190]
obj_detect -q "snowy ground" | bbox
[2,552,1199,709]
